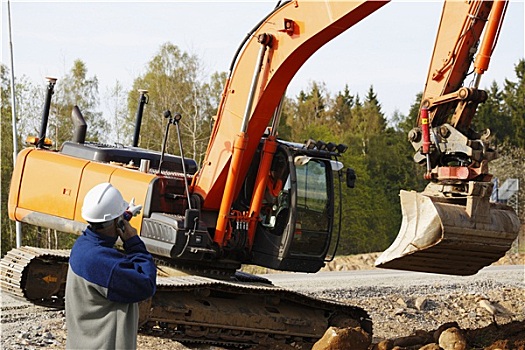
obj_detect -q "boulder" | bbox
[438,327,467,350]
[312,326,371,350]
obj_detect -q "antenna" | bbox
[164,111,192,210]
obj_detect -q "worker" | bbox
[262,153,289,229]
[65,182,157,350]
[266,153,288,200]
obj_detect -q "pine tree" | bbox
[330,84,354,134]
[502,59,525,147]
[474,81,512,144]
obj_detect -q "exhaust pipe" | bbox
[132,89,148,147]
[71,106,87,144]
[36,77,57,148]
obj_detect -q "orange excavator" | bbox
[2,0,520,347]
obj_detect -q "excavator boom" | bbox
[192,0,388,210]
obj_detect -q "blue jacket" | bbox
[65,227,157,349]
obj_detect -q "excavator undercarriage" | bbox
[1,247,371,347]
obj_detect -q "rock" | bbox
[419,343,441,350]
[414,329,433,340]
[17,331,30,339]
[438,327,467,350]
[415,297,429,311]
[476,296,514,322]
[372,339,394,350]
[250,343,296,350]
[312,326,371,350]
[433,322,460,342]
[43,331,54,339]
[394,308,405,316]
[393,335,428,347]
[396,298,408,308]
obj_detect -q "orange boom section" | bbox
[192,0,389,210]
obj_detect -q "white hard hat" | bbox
[81,183,128,223]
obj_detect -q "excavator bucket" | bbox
[375,190,520,276]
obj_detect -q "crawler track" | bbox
[0,247,371,347]
[0,247,69,308]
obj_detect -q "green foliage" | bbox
[1,64,16,256]
[282,81,428,254]
[330,85,354,128]
[502,59,525,147]
[337,151,394,253]
[286,82,331,141]
[475,59,525,147]
[51,59,105,145]
[127,43,216,165]
[1,60,105,256]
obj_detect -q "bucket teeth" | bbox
[375,190,520,276]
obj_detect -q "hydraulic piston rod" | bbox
[214,34,273,246]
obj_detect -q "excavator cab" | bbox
[246,142,342,273]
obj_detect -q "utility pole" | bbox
[7,0,23,248]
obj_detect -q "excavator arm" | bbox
[192,1,388,208]
[376,0,520,275]
[420,0,507,129]
[190,0,389,248]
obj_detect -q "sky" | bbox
[1,0,524,122]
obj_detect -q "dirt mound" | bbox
[321,251,524,272]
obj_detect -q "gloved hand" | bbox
[123,198,142,221]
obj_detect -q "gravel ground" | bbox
[1,253,523,350]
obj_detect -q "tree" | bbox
[1,64,17,256]
[105,80,130,145]
[490,144,525,252]
[274,96,293,141]
[11,76,43,141]
[330,84,354,131]
[394,93,422,133]
[128,43,215,165]
[344,86,387,155]
[287,81,331,142]
[474,81,513,145]
[50,59,105,145]
[0,66,51,256]
[502,59,525,147]
[336,151,396,254]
